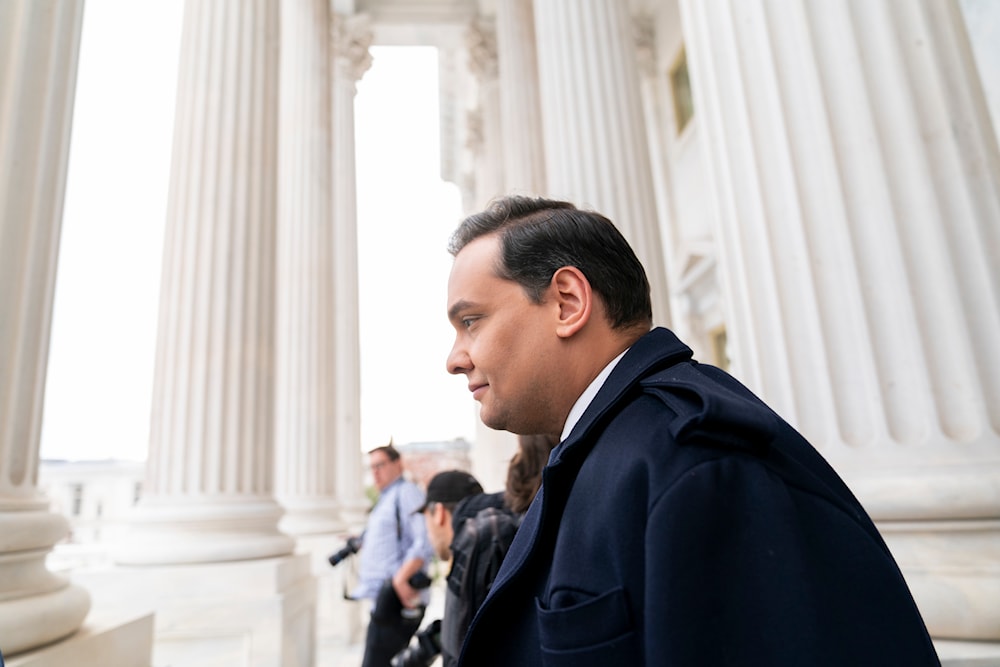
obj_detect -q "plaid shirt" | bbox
[353,477,432,600]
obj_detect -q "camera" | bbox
[373,570,434,623]
[328,536,362,566]
[398,571,432,620]
[391,618,441,667]
[408,570,431,590]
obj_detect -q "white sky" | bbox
[40,1,476,462]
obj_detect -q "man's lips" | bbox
[469,383,488,400]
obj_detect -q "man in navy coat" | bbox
[444,196,939,666]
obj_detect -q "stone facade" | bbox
[1,0,998,664]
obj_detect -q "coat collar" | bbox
[549,327,693,468]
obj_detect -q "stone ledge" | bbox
[7,608,153,667]
[936,639,1000,667]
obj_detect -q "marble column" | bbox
[494,0,546,195]
[679,0,1000,639]
[330,10,373,529]
[532,0,672,327]
[0,0,91,654]
[633,14,685,337]
[467,18,504,207]
[117,0,294,565]
[959,0,1000,144]
[464,17,524,486]
[274,0,341,536]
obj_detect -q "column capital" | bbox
[331,10,373,83]
[467,18,498,82]
[633,16,657,78]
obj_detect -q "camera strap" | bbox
[342,484,405,601]
[396,491,403,542]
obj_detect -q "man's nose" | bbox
[446,341,470,375]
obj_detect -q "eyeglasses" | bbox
[369,460,391,472]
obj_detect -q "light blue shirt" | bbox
[353,477,433,600]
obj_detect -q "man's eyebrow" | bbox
[448,299,476,321]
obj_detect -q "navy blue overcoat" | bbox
[458,328,939,666]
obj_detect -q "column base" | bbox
[880,518,1000,641]
[278,497,343,536]
[336,500,370,534]
[935,639,1000,666]
[0,507,91,654]
[294,534,368,651]
[114,497,295,564]
[6,608,153,667]
[0,583,91,655]
[74,554,315,667]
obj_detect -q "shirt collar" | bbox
[378,476,403,497]
[559,348,629,443]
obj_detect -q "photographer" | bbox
[405,438,581,667]
[346,444,433,667]
[392,470,491,667]
[392,436,557,667]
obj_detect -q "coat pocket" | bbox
[536,585,640,666]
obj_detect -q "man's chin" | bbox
[480,416,507,432]
[477,407,508,432]
[480,406,553,435]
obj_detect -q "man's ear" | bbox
[551,266,592,338]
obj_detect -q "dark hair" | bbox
[505,433,560,514]
[368,444,401,461]
[448,195,653,329]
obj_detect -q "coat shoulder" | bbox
[638,361,780,455]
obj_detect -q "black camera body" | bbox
[391,618,442,667]
[408,570,431,590]
[328,536,362,566]
[373,570,433,624]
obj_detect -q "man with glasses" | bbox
[352,444,433,667]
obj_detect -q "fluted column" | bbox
[0,0,92,654]
[680,0,1000,639]
[959,0,1000,143]
[467,11,523,479]
[467,18,504,207]
[274,0,341,536]
[633,15,686,338]
[331,10,372,528]
[117,0,294,564]
[495,0,546,195]
[532,0,671,327]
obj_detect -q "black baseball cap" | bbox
[416,470,484,513]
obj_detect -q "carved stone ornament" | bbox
[331,9,374,81]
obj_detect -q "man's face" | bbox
[446,235,561,434]
[369,451,402,491]
[424,503,454,561]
